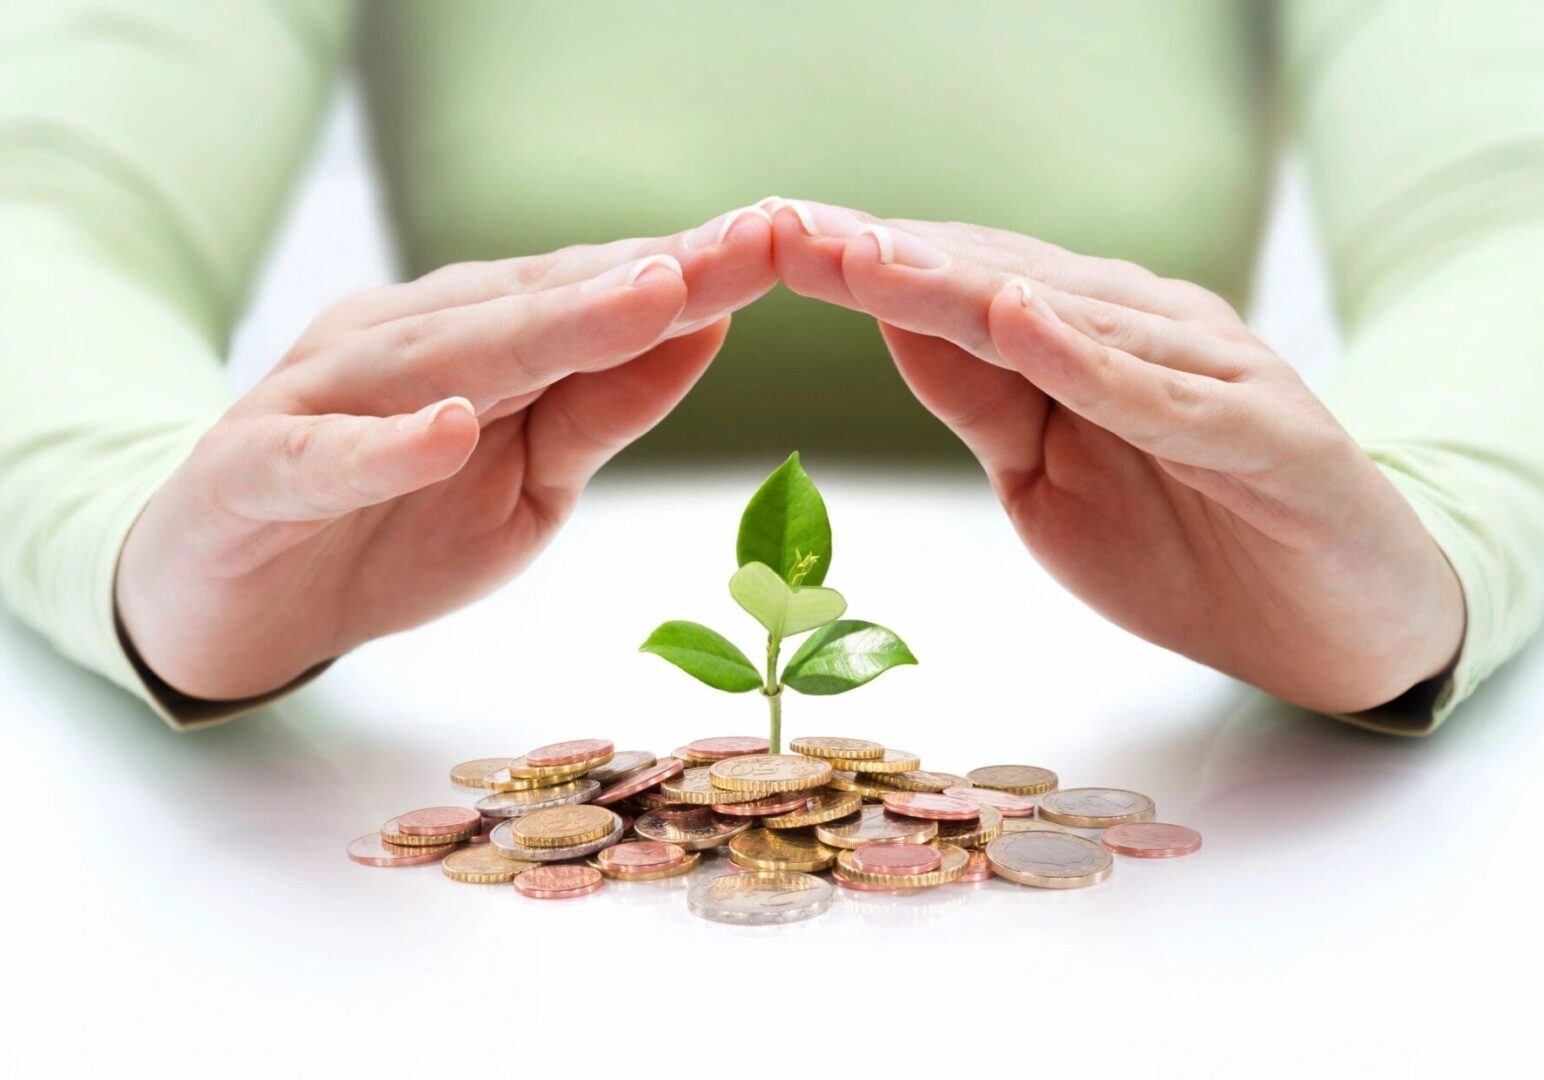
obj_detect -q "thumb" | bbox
[221,397,481,522]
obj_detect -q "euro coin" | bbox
[584,750,658,787]
[814,805,938,849]
[932,805,1004,848]
[475,779,599,819]
[506,752,611,782]
[827,748,921,775]
[662,767,764,805]
[728,828,836,872]
[834,843,970,888]
[827,772,899,799]
[877,770,969,793]
[526,738,614,767]
[1101,822,1201,858]
[789,736,884,761]
[485,769,563,792]
[711,791,812,818]
[1001,817,1069,834]
[831,868,919,894]
[708,754,834,794]
[590,851,701,882]
[633,807,752,851]
[1038,788,1155,828]
[687,870,834,925]
[514,864,604,899]
[986,832,1113,888]
[879,792,980,821]
[684,736,769,761]
[347,834,459,867]
[449,758,516,790]
[848,843,942,876]
[594,840,689,875]
[592,758,685,806]
[966,765,1059,795]
[762,790,862,829]
[956,848,994,883]
[942,785,1039,817]
[442,845,536,883]
[509,804,617,848]
[381,817,475,846]
[490,813,625,862]
[395,806,481,837]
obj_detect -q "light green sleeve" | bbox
[0,1,353,724]
[1286,0,1544,732]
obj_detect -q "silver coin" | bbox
[634,807,752,851]
[489,812,624,862]
[687,870,834,925]
[475,779,600,818]
[1038,787,1155,828]
[584,750,657,787]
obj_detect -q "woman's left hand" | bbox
[766,199,1464,715]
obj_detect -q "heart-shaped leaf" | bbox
[736,452,832,586]
[780,620,917,695]
[640,621,763,692]
[729,562,847,638]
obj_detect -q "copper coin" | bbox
[380,817,475,846]
[594,840,689,873]
[956,849,994,882]
[634,807,751,851]
[880,792,980,821]
[513,864,604,899]
[584,751,658,787]
[815,806,939,849]
[849,843,942,876]
[394,806,482,837]
[831,868,917,894]
[632,790,681,811]
[943,785,1039,818]
[1101,822,1202,858]
[711,792,812,818]
[685,736,770,761]
[593,758,685,806]
[346,834,458,867]
[525,738,614,768]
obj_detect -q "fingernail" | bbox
[1008,278,1061,323]
[683,206,771,249]
[1010,279,1033,305]
[766,198,864,238]
[861,224,950,269]
[404,396,475,432]
[581,253,684,292]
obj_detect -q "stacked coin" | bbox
[351,734,1201,923]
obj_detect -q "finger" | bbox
[307,205,775,336]
[303,255,688,416]
[1029,282,1251,380]
[766,196,878,308]
[219,396,481,524]
[521,317,730,501]
[879,323,1046,491]
[988,282,1270,473]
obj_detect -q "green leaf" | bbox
[640,621,763,693]
[780,620,917,695]
[729,562,847,638]
[736,452,832,586]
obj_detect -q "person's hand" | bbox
[767,199,1463,714]
[117,207,776,700]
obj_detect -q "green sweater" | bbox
[2,1,1541,732]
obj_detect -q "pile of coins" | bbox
[349,735,1202,925]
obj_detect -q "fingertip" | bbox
[402,396,480,469]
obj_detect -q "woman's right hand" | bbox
[116,206,775,702]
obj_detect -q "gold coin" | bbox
[672,747,716,768]
[814,805,939,849]
[486,768,575,792]
[442,845,537,883]
[825,748,921,775]
[985,832,1113,888]
[588,851,702,881]
[877,770,970,793]
[965,765,1059,795]
[762,790,863,829]
[835,842,970,888]
[508,805,617,849]
[708,754,834,794]
[506,752,613,781]
[381,818,475,846]
[449,757,516,790]
[585,750,658,787]
[1038,788,1155,828]
[1001,817,1070,834]
[931,805,1005,849]
[728,828,837,872]
[661,768,764,805]
[827,771,898,799]
[790,736,885,761]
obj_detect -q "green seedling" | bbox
[640,453,916,754]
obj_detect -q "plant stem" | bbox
[764,634,783,754]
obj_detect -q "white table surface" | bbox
[4,467,1540,1077]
